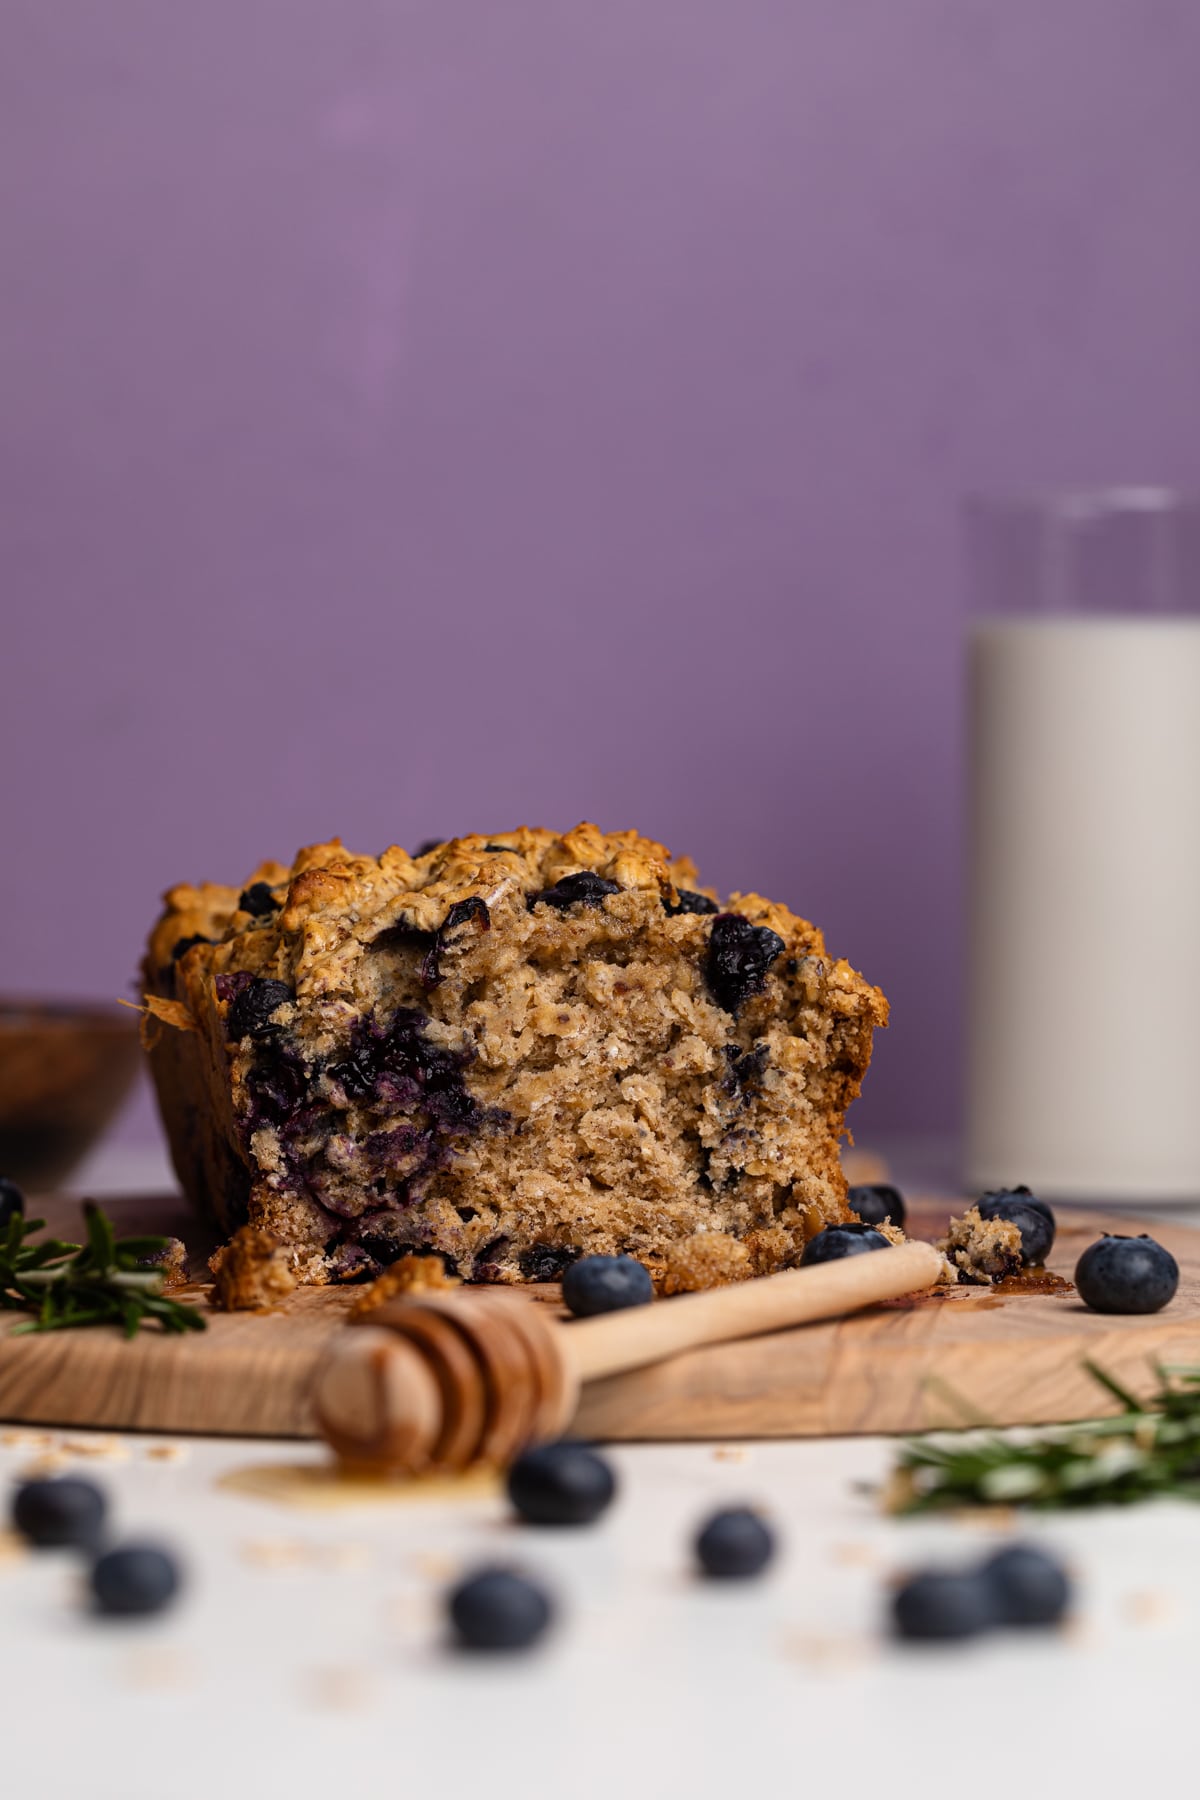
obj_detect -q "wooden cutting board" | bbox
[1,1194,1198,1441]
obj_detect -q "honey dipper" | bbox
[312,1239,943,1474]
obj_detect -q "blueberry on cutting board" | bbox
[847,1183,906,1230]
[1074,1234,1179,1314]
[562,1254,653,1317]
[800,1223,888,1267]
[0,1176,25,1226]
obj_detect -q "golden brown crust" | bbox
[143,824,888,1289]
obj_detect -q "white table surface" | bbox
[4,1138,1195,1798]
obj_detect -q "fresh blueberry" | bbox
[988,1183,1055,1225]
[561,1254,654,1317]
[530,872,621,911]
[13,1477,107,1549]
[518,1244,581,1282]
[891,1569,996,1642]
[664,889,719,917]
[847,1184,907,1230]
[979,1544,1072,1628]
[0,1175,25,1227]
[704,914,786,1015]
[695,1508,776,1579]
[448,1568,554,1651]
[1074,1234,1179,1314]
[238,882,280,917]
[221,976,294,1042]
[507,1441,617,1526]
[976,1190,1056,1265]
[90,1543,182,1617]
[800,1222,889,1267]
[171,934,213,962]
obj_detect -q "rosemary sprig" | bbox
[0,1203,206,1339]
[884,1361,1200,1513]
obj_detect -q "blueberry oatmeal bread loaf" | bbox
[142,824,888,1287]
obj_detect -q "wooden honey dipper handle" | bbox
[313,1240,943,1474]
[563,1240,944,1382]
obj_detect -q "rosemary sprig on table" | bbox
[885,1362,1200,1513]
[0,1203,205,1339]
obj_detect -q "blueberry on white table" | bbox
[448,1568,555,1651]
[799,1223,888,1267]
[90,1543,182,1617]
[562,1254,653,1317]
[12,1477,107,1550]
[694,1508,776,1579]
[891,1569,995,1642]
[980,1544,1072,1627]
[1074,1234,1179,1314]
[507,1441,617,1526]
[976,1188,1056,1265]
[847,1183,907,1230]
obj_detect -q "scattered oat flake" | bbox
[947,1505,1019,1532]
[302,1666,376,1711]
[320,1542,372,1572]
[1123,1589,1172,1627]
[780,1630,873,1672]
[0,1529,29,1568]
[830,1541,880,1568]
[410,1551,460,1581]
[121,1648,196,1691]
[62,1436,129,1461]
[144,1443,189,1462]
[3,1430,57,1450]
[21,1453,69,1479]
[240,1537,311,1569]
[713,1447,748,1463]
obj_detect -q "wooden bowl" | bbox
[0,1000,142,1190]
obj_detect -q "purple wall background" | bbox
[5,2,1200,1147]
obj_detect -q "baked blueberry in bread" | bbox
[142,824,887,1286]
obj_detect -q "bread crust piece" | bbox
[142,824,888,1288]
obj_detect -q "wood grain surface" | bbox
[1,1194,1197,1440]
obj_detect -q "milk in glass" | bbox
[965,493,1200,1202]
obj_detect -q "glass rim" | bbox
[964,486,1200,523]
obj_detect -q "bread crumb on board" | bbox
[349,1252,461,1320]
[936,1207,1023,1286]
[209,1225,299,1312]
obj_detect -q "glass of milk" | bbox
[965,489,1200,1203]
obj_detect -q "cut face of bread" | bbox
[143,824,887,1286]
